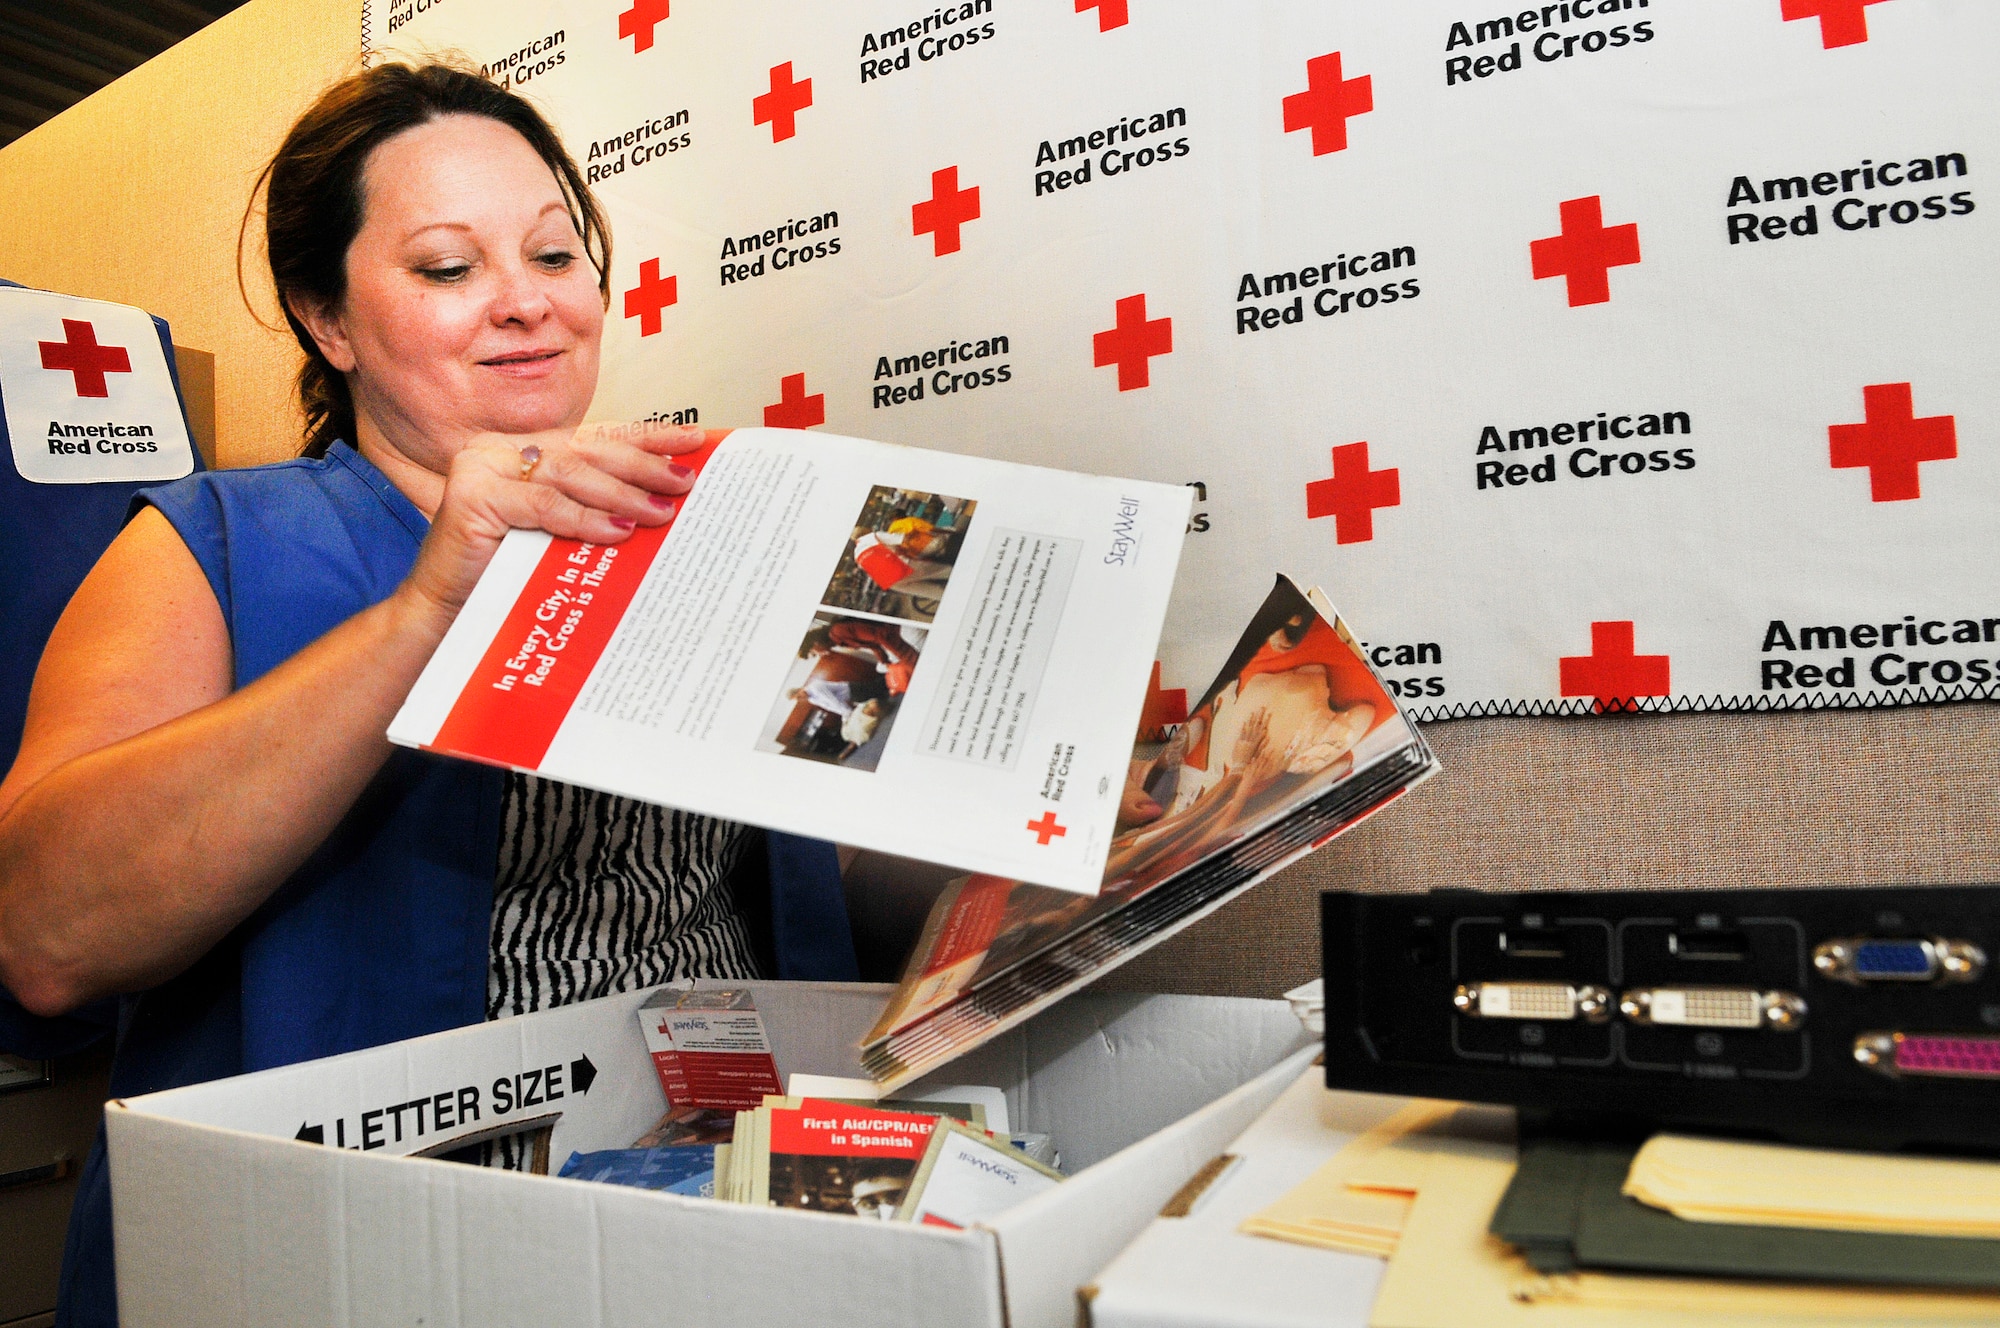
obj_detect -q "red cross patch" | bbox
[1305,442,1400,544]
[1531,195,1641,307]
[1828,382,1956,502]
[1137,661,1188,742]
[1076,0,1129,32]
[1027,811,1068,845]
[1782,0,1892,49]
[38,319,132,398]
[618,0,669,53]
[753,62,813,143]
[1283,52,1373,156]
[1093,295,1172,391]
[764,373,825,430]
[1559,621,1670,713]
[623,259,677,337]
[913,167,981,257]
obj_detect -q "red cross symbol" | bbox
[763,373,825,430]
[1305,442,1401,544]
[912,167,981,257]
[1829,382,1956,502]
[1076,0,1129,32]
[1137,661,1188,742]
[1093,295,1172,391]
[623,260,677,337]
[1027,811,1068,845]
[1282,52,1373,156]
[1559,621,1670,714]
[1531,196,1641,307]
[753,63,813,143]
[617,0,669,52]
[1781,0,1891,48]
[38,319,132,398]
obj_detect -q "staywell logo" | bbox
[1104,494,1143,566]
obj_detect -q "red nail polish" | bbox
[611,517,637,531]
[649,493,677,510]
[667,463,694,481]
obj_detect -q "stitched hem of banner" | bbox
[1407,684,2000,723]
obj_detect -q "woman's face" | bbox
[310,114,604,471]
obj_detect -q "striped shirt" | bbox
[487,772,762,1021]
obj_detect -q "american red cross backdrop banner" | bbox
[365,0,1999,720]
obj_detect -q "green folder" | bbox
[1492,1136,2000,1288]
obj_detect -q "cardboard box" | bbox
[1084,1063,1401,1328]
[108,981,1313,1328]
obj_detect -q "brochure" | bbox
[737,1097,945,1216]
[896,1121,1065,1229]
[862,576,1437,1088]
[637,987,783,1111]
[389,426,1190,893]
[556,1144,718,1198]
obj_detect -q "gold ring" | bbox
[517,444,542,481]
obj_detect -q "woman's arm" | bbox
[0,428,697,1016]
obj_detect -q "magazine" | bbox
[390,427,1191,894]
[861,576,1437,1088]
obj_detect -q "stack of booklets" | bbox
[862,577,1436,1088]
[715,1096,1062,1227]
[565,1065,1063,1231]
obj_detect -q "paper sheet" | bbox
[1238,1100,1477,1256]
[1626,1134,2000,1239]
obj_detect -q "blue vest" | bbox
[57,441,855,1327]
[0,280,201,1061]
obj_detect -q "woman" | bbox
[0,63,846,1326]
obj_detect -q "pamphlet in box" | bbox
[106,981,1313,1328]
[640,987,783,1110]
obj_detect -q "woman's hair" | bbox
[249,61,611,458]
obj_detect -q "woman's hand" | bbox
[399,422,710,624]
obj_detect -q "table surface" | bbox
[1084,1064,1413,1328]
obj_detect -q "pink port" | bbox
[1896,1035,2000,1078]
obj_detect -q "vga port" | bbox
[1813,937,1985,986]
[1619,987,1806,1031]
[1453,982,1612,1023]
[1854,1032,2000,1080]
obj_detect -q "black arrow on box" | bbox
[571,1054,597,1094]
[296,1122,324,1145]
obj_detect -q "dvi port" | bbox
[1453,982,1612,1023]
[1855,1032,2000,1080]
[1619,986,1806,1031]
[1813,938,1986,986]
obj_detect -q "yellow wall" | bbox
[0,0,360,469]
